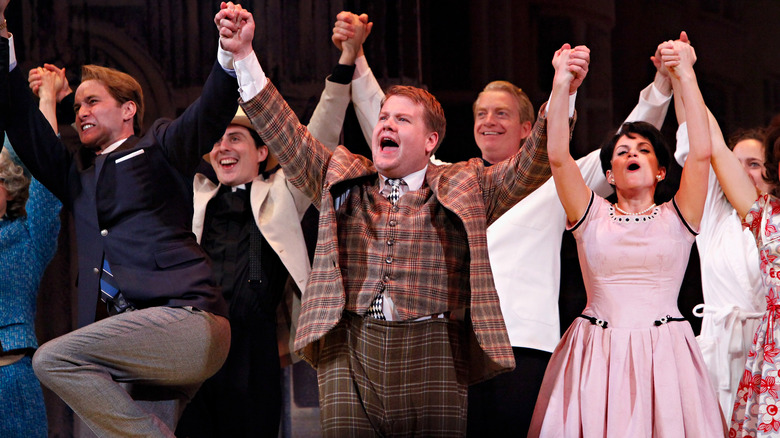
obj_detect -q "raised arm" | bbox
[152,3,243,176]
[224,7,334,206]
[662,39,711,228]
[623,36,679,129]
[30,67,63,134]
[332,11,382,144]
[656,32,691,128]
[583,40,675,197]
[1,0,72,201]
[665,32,757,219]
[549,45,591,223]
[708,111,758,218]
[308,11,373,149]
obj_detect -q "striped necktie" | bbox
[100,259,120,302]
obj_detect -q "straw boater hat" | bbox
[203,106,278,171]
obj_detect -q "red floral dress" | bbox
[732,194,780,436]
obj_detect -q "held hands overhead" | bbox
[549,43,589,95]
[30,66,62,102]
[552,44,576,88]
[565,45,590,95]
[332,11,373,58]
[659,33,697,81]
[28,64,71,102]
[649,31,691,94]
[214,1,255,61]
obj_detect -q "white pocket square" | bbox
[115,149,145,164]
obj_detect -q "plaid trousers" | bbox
[317,312,469,437]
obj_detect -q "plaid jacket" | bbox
[242,81,562,383]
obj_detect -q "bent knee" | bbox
[31,342,63,383]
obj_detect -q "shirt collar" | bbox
[379,165,427,192]
[98,137,131,155]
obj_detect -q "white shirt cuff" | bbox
[235,51,267,102]
[647,83,672,103]
[8,33,16,72]
[544,90,577,118]
[354,55,369,80]
[217,41,236,76]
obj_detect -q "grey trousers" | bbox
[33,306,230,438]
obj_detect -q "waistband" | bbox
[579,313,686,329]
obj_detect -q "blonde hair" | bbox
[0,149,30,219]
[473,81,535,125]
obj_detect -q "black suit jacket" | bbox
[2,39,235,327]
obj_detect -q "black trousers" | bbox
[175,317,281,438]
[467,346,552,438]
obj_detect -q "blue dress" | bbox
[0,177,61,438]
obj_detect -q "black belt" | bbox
[653,315,686,326]
[579,314,608,328]
[579,314,686,329]
[103,291,135,315]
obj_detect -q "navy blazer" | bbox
[3,38,235,327]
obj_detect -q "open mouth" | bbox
[481,131,501,136]
[627,163,640,171]
[81,123,95,132]
[381,138,399,150]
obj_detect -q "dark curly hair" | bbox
[598,122,672,203]
[728,127,765,152]
[599,122,671,175]
[762,124,780,197]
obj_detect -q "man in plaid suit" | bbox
[218,6,586,436]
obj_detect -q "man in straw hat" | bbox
[180,13,370,427]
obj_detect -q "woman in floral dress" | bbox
[528,39,725,437]
[713,118,780,435]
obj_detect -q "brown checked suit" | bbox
[241,81,560,384]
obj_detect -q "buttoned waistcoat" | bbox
[242,81,554,383]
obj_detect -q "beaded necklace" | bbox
[613,203,656,216]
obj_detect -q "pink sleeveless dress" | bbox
[528,195,725,437]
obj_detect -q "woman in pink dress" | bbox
[528,39,725,437]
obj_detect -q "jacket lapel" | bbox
[192,173,219,243]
